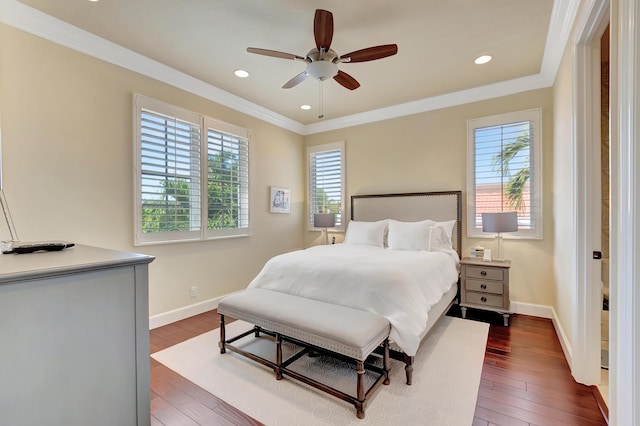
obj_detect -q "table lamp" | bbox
[482,211,518,261]
[314,213,335,245]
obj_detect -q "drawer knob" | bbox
[481,296,487,303]
[481,284,487,290]
[481,271,487,276]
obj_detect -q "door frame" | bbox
[572,0,609,386]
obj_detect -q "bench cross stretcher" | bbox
[217,288,391,419]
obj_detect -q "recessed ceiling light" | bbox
[474,55,492,65]
[234,69,249,78]
[300,105,312,110]
[88,0,100,2]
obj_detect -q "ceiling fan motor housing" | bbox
[305,48,338,81]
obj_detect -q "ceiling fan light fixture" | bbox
[306,60,338,81]
[474,55,492,65]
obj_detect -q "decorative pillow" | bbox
[343,220,388,248]
[429,220,457,252]
[387,219,434,251]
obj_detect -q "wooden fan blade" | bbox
[333,70,360,90]
[282,71,309,89]
[247,47,305,61]
[339,44,398,63]
[314,9,334,50]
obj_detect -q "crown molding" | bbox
[1,0,579,136]
[0,0,306,135]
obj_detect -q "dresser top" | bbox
[0,244,155,284]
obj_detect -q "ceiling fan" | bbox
[247,9,398,91]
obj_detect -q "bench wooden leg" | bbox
[383,339,391,385]
[219,314,226,354]
[275,333,283,380]
[356,360,365,419]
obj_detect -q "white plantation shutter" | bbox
[467,109,542,239]
[134,95,250,245]
[140,110,201,231]
[308,142,345,230]
[205,120,250,237]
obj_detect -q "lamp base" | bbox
[494,233,504,261]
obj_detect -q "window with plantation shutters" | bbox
[134,95,250,245]
[308,142,345,231]
[466,108,542,239]
[205,124,249,235]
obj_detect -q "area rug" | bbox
[152,316,489,425]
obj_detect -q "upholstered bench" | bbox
[218,288,391,419]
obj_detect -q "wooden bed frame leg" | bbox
[383,339,391,385]
[404,354,414,385]
[219,314,226,354]
[356,360,365,419]
[275,333,283,380]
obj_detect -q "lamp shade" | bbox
[314,213,335,228]
[482,211,518,233]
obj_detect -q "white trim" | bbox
[570,0,610,386]
[0,0,581,136]
[540,0,583,83]
[611,0,640,424]
[150,297,576,379]
[149,293,226,330]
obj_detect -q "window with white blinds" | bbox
[466,108,542,239]
[205,124,249,234]
[134,95,250,245]
[308,142,345,231]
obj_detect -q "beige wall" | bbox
[304,89,556,307]
[1,22,560,317]
[0,24,305,316]
[551,42,576,344]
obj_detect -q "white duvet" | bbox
[247,244,459,356]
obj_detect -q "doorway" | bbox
[597,24,610,405]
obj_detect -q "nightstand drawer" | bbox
[465,291,504,308]
[466,279,504,295]
[465,266,504,281]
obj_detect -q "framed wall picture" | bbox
[270,186,291,213]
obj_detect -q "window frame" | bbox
[133,94,250,246]
[307,141,346,232]
[466,108,542,240]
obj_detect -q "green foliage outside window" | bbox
[142,151,242,233]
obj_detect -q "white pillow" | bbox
[343,220,388,248]
[387,219,433,251]
[429,220,456,252]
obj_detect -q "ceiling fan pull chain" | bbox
[318,81,324,119]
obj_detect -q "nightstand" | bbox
[459,257,511,326]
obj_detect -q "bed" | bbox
[247,190,462,384]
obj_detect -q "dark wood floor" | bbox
[149,309,607,426]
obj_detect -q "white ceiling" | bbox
[5,0,577,134]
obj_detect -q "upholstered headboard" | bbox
[351,191,462,258]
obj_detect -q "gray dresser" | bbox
[459,257,511,326]
[0,245,154,426]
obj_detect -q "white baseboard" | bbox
[149,291,242,329]
[511,301,573,367]
[149,297,576,369]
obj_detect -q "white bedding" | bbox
[247,244,459,356]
